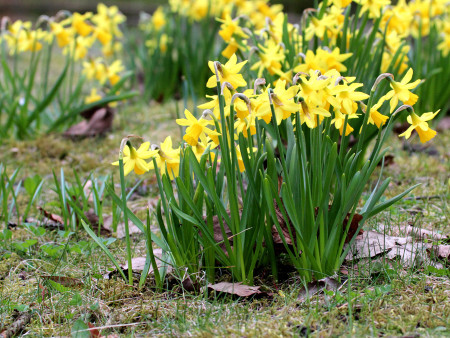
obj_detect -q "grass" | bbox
[0,98,449,336]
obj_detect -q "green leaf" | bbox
[106,185,167,250]
[80,219,127,281]
[69,293,83,306]
[366,184,420,218]
[71,319,90,338]
[27,62,69,127]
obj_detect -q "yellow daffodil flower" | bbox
[331,109,359,136]
[72,12,93,37]
[329,82,369,116]
[112,142,158,176]
[176,109,220,146]
[235,145,257,172]
[384,68,421,113]
[206,54,247,89]
[399,110,439,143]
[256,80,298,124]
[218,14,248,43]
[85,88,102,104]
[365,96,389,128]
[354,0,391,19]
[150,136,181,180]
[151,7,166,31]
[50,22,73,48]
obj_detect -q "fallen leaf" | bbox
[272,203,294,245]
[402,142,439,156]
[298,277,340,302]
[105,249,172,279]
[84,210,112,237]
[102,215,141,239]
[64,107,114,138]
[378,224,448,242]
[182,276,200,292]
[427,245,450,264]
[207,282,261,297]
[344,231,435,267]
[88,323,100,338]
[37,207,64,225]
[393,122,410,135]
[377,154,394,167]
[343,213,363,244]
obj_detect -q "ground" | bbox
[0,100,449,336]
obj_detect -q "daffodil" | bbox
[176,109,220,146]
[112,142,158,176]
[256,80,298,124]
[197,86,232,119]
[106,60,125,85]
[151,7,167,31]
[191,135,217,161]
[329,81,369,115]
[217,14,248,42]
[399,110,439,143]
[331,109,359,136]
[92,4,125,38]
[150,136,181,179]
[354,0,391,19]
[71,12,93,37]
[365,96,389,128]
[384,68,421,113]
[85,88,102,104]
[235,145,257,172]
[50,22,73,48]
[206,54,247,89]
[250,40,285,79]
[297,99,331,129]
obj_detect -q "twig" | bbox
[0,312,32,338]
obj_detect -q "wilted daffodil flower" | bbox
[112,142,158,176]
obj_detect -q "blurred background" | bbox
[0,0,313,22]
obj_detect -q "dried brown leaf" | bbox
[102,215,141,239]
[344,230,434,267]
[64,107,113,138]
[427,245,450,264]
[207,282,261,297]
[84,210,112,237]
[41,275,83,287]
[88,323,101,338]
[297,277,340,302]
[37,207,64,225]
[105,249,172,279]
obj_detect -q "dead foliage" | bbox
[345,226,448,268]
[64,106,114,138]
[297,277,341,302]
[207,282,261,297]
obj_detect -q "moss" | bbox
[0,252,21,280]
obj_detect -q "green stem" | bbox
[119,151,133,286]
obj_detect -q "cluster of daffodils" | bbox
[0,4,127,105]
[139,0,283,56]
[217,0,450,77]
[116,53,439,178]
